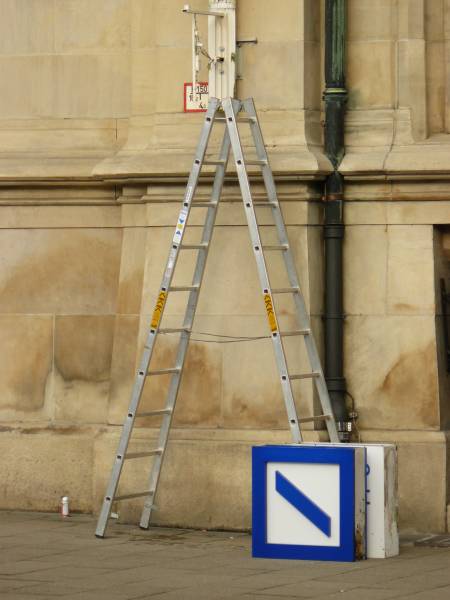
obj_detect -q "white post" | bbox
[192,16,198,103]
[208,0,236,99]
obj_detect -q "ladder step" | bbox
[148,368,181,376]
[272,287,300,294]
[203,159,226,165]
[191,202,218,208]
[298,415,332,424]
[243,159,267,166]
[280,329,311,337]
[253,202,277,207]
[159,328,191,334]
[137,409,173,417]
[169,285,199,292]
[289,372,321,380]
[180,243,208,250]
[262,245,288,251]
[125,450,163,460]
[115,491,154,501]
[215,116,256,123]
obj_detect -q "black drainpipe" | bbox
[323,0,351,439]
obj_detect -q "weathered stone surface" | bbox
[0,316,53,421]
[116,228,147,315]
[94,429,252,529]
[0,229,122,314]
[108,315,140,426]
[397,441,447,532]
[0,429,94,512]
[53,315,115,424]
[54,0,130,52]
[345,226,388,316]
[387,226,435,316]
[345,316,439,430]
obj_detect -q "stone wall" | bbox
[0,0,450,533]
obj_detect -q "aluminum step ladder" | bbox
[95,97,340,538]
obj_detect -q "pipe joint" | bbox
[324,224,344,239]
[325,376,347,393]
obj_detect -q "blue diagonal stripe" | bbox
[275,471,331,537]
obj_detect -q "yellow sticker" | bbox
[151,291,167,330]
[263,293,278,333]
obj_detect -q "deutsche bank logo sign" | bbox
[252,446,366,562]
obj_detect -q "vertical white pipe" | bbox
[208,0,236,99]
[192,17,198,103]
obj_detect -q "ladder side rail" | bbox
[139,126,233,529]
[222,98,302,444]
[95,100,221,538]
[243,98,340,443]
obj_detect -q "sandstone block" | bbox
[0,315,53,421]
[345,315,439,430]
[0,229,122,314]
[53,315,115,424]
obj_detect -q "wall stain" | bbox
[0,318,53,413]
[0,231,121,314]
[379,341,438,428]
[139,338,221,427]
[225,390,286,429]
[54,315,115,383]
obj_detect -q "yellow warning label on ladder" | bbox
[264,293,278,333]
[151,291,167,330]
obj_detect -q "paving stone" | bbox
[394,585,450,600]
[315,588,406,600]
[2,512,450,600]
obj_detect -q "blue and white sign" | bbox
[302,442,399,558]
[252,445,367,562]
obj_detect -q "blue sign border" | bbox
[252,445,358,562]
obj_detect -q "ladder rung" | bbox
[280,329,311,337]
[125,450,163,459]
[203,159,226,165]
[297,415,332,424]
[159,328,191,334]
[272,287,300,294]
[137,409,173,417]
[180,243,208,250]
[289,372,321,380]
[215,116,256,123]
[253,202,277,207]
[148,368,181,376]
[115,491,154,501]
[262,245,288,251]
[243,160,267,166]
[191,202,218,208]
[169,285,199,292]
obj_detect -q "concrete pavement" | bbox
[0,512,450,599]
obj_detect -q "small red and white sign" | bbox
[184,82,209,112]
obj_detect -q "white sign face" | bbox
[302,442,399,559]
[184,82,209,112]
[266,462,340,547]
